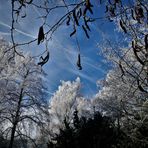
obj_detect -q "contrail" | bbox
[51,37,77,68]
[15,28,36,39]
[83,59,107,74]
[69,68,95,84]
[0,31,10,36]
[32,5,44,23]
[0,21,36,39]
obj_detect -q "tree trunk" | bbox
[9,122,17,148]
[8,88,23,148]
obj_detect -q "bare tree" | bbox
[0,39,49,148]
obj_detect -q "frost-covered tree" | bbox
[93,7,148,145]
[94,0,147,118]
[92,1,148,145]
[93,54,148,147]
[0,39,49,148]
[97,0,148,94]
[48,78,93,137]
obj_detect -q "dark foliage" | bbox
[0,136,28,148]
[48,110,148,148]
[48,111,125,148]
[37,26,44,45]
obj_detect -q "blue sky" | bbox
[0,0,120,98]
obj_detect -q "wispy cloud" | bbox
[0,21,36,39]
[83,57,107,74]
[69,68,95,84]
[32,5,44,23]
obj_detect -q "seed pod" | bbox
[119,20,127,33]
[144,34,148,50]
[82,25,89,38]
[84,17,91,31]
[38,51,50,67]
[38,26,44,45]
[131,9,136,20]
[73,9,79,26]
[66,15,70,26]
[70,28,76,37]
[77,8,82,19]
[105,6,108,13]
[77,53,82,70]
